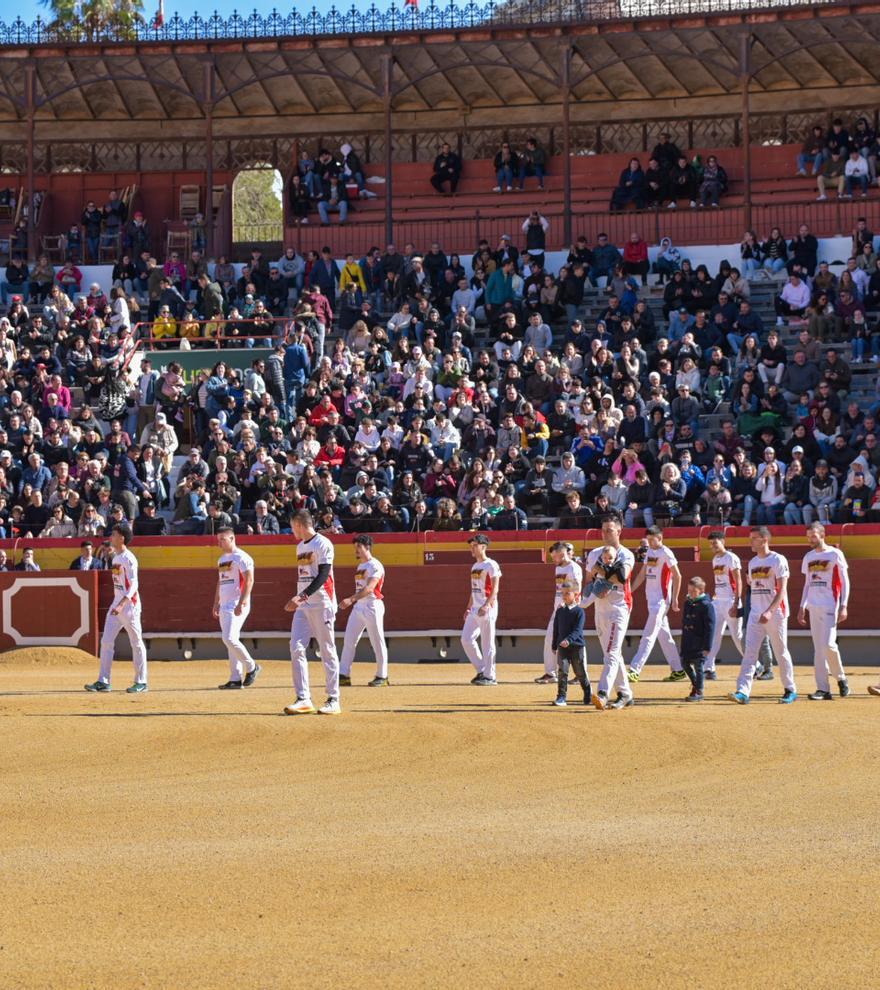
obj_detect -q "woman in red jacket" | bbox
[622,232,649,286]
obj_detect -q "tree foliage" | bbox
[39,0,146,41]
[233,167,284,244]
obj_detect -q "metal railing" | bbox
[0,0,839,46]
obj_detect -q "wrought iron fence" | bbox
[0,0,839,46]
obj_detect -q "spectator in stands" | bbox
[816,150,846,201]
[622,232,649,286]
[318,176,349,225]
[522,212,549,269]
[493,142,519,193]
[667,154,697,209]
[430,142,462,195]
[15,547,40,571]
[775,273,810,324]
[642,158,667,209]
[797,124,827,176]
[339,142,377,200]
[610,158,645,211]
[101,190,127,251]
[697,155,728,208]
[844,149,870,199]
[825,118,850,159]
[518,137,546,191]
[590,233,622,287]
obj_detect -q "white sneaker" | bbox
[492,186,501,192]
[816,194,827,201]
[283,697,316,715]
[796,169,807,177]
[776,316,784,326]
[667,202,676,209]
[318,697,342,715]
[364,190,378,199]
[300,218,309,224]
[689,200,696,208]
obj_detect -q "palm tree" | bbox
[39,0,146,41]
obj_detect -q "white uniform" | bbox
[705,550,744,671]
[735,551,797,697]
[585,545,635,701]
[99,548,148,685]
[290,532,340,701]
[801,547,849,692]
[217,547,257,682]
[542,559,584,674]
[461,557,502,680]
[629,545,682,674]
[340,557,388,678]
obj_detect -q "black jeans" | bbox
[557,646,591,701]
[682,655,705,694]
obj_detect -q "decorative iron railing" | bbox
[0,0,840,46]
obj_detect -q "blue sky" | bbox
[21,0,348,23]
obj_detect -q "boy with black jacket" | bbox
[680,576,716,702]
[551,585,591,707]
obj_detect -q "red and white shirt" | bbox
[217,548,254,609]
[470,558,502,609]
[553,560,584,608]
[801,547,849,611]
[354,557,385,604]
[586,545,635,611]
[296,533,336,608]
[711,550,742,603]
[110,548,140,610]
[642,545,678,605]
[748,551,789,617]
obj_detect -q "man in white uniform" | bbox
[799,522,850,700]
[536,540,583,684]
[461,534,502,686]
[283,509,341,716]
[586,516,636,710]
[339,534,389,688]
[85,524,148,693]
[627,527,683,682]
[729,526,798,705]
[213,526,260,690]
[704,530,744,680]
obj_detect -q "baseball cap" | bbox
[468,534,490,545]
[792,445,804,454]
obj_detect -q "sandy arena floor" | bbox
[2,656,880,990]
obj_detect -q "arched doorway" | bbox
[231,165,283,261]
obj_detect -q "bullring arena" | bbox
[4,0,880,985]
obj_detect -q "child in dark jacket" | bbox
[551,585,591,706]
[680,576,716,701]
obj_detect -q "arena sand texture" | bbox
[3,654,880,990]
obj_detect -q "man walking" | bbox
[799,522,850,700]
[704,531,744,679]
[283,510,341,715]
[339,534,389,688]
[627,527,684,683]
[85,524,148,694]
[461,534,502,686]
[213,527,260,690]
[536,540,583,684]
[728,527,798,705]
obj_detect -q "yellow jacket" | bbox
[152,315,178,340]
[340,261,367,294]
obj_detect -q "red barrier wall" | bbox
[95,561,878,635]
[0,571,99,654]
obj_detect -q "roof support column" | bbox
[24,62,36,264]
[203,59,216,259]
[740,33,752,233]
[382,53,394,247]
[561,45,573,248]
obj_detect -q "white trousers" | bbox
[705,598,744,670]
[461,605,497,680]
[340,601,388,678]
[595,605,632,700]
[219,605,256,681]
[543,612,559,674]
[736,611,797,697]
[807,606,846,691]
[629,599,681,673]
[290,604,340,701]
[99,603,147,685]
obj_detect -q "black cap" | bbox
[468,534,490,546]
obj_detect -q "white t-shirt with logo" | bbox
[711,550,742,602]
[110,548,140,610]
[296,533,336,608]
[354,557,385,605]
[801,547,849,611]
[642,544,678,605]
[470,558,502,610]
[217,548,254,609]
[553,560,584,608]
[748,551,789,618]
[585,545,635,611]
